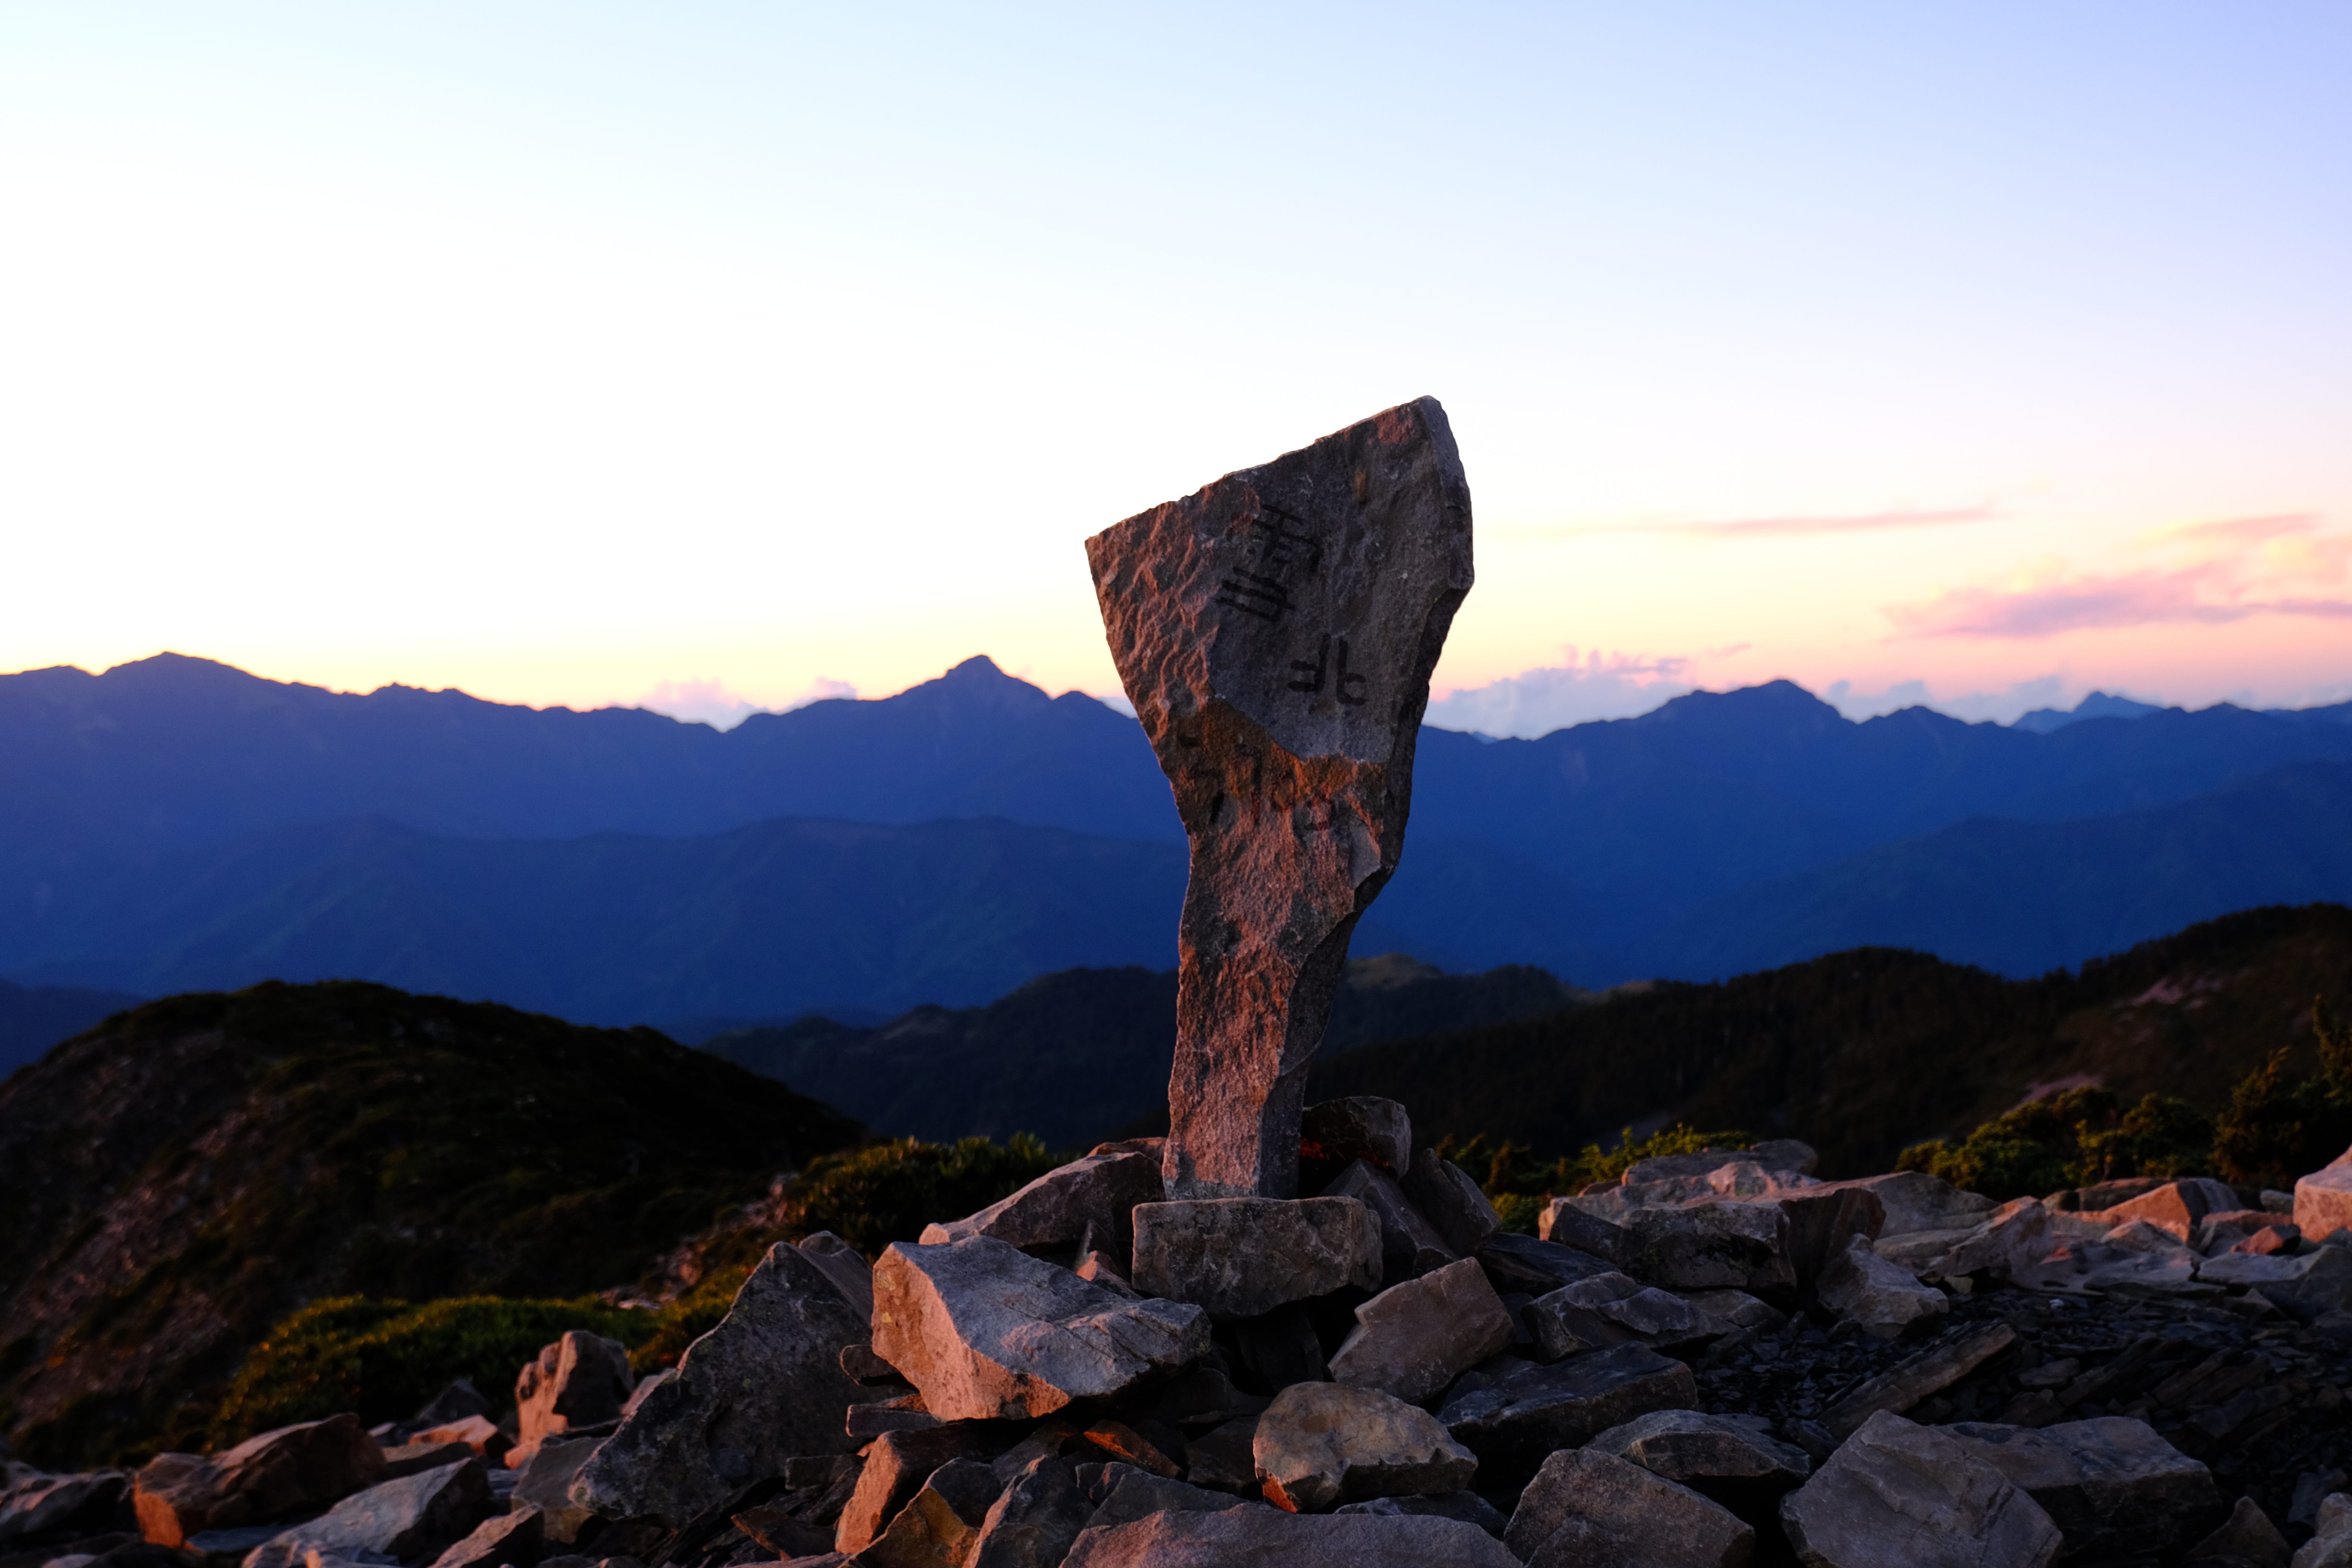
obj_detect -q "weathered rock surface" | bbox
[426,1503,542,1568]
[1620,1199,1795,1297]
[1328,1257,1514,1404]
[961,1456,1091,1568]
[1251,1383,1475,1513]
[509,1437,602,1545]
[1941,1417,2220,1558]
[1816,1172,1999,1239]
[1302,1098,1412,1174]
[843,1456,998,1568]
[1503,1448,1753,1568]
[2303,1493,2352,1568]
[245,1459,491,1568]
[1401,1151,1503,1257]
[2185,1496,2291,1568]
[1334,1491,1507,1537]
[2106,1179,2240,1242]
[1476,1231,1617,1295]
[1819,1321,2018,1439]
[1530,1271,1720,1353]
[574,1241,868,1525]
[919,1148,1164,1256]
[135,1415,388,1546]
[0,1470,127,1545]
[2297,1148,2352,1244]
[1086,397,1473,1200]
[382,1441,478,1481]
[1130,1197,1380,1318]
[1438,1345,1698,1490]
[872,1237,1208,1421]
[799,1231,878,1321]
[1061,1505,1519,1567]
[1086,1466,1256,1528]
[1323,1160,1453,1283]
[835,1429,994,1555]
[514,1332,634,1459]
[1778,1412,2061,1568]
[1535,1199,1626,1265]
[1586,1409,1810,1522]
[1816,1236,1949,1336]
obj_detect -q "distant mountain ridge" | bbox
[7,651,2352,1027]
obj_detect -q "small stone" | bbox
[965,1456,1092,1568]
[574,1241,868,1525]
[1401,1151,1502,1257]
[1819,1321,2018,1439]
[426,1503,542,1568]
[1328,1257,1514,1405]
[842,1458,1000,1568]
[1941,1417,2221,1560]
[834,1430,993,1556]
[871,1237,1209,1421]
[1586,1409,1810,1524]
[1086,398,1473,1201]
[1475,1231,1618,1296]
[1815,1236,1949,1337]
[1130,1198,1380,1319]
[1620,1199,1796,1296]
[244,1460,492,1568]
[2184,1496,2290,1568]
[1252,1383,1476,1513]
[1302,1098,1413,1174]
[1322,1160,1455,1284]
[919,1149,1165,1257]
[1334,1491,1507,1538]
[1438,1345,1699,1493]
[1061,1505,1519,1567]
[135,1415,389,1547]
[1504,1448,1753,1568]
[513,1332,634,1462]
[1778,1412,2061,1568]
[1535,1200,1626,1265]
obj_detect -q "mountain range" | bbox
[6,650,2352,1032]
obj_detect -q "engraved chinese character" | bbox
[1216,570,1293,623]
[1287,634,1367,706]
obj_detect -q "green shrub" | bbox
[208,1295,652,1449]
[2213,997,2352,1189]
[1899,1087,2215,1200]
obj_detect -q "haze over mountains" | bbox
[6,650,2352,1034]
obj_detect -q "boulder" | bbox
[1061,1506,1519,1567]
[1815,1236,1949,1336]
[2104,1179,2240,1243]
[0,1471,127,1545]
[1475,1231,1617,1295]
[1087,1466,1258,1528]
[1620,1199,1795,1297]
[1534,1200,1626,1265]
[919,1149,1165,1257]
[2297,1148,2352,1245]
[1586,1409,1810,1524]
[1811,1172,1998,1238]
[135,1415,389,1546]
[1334,1492,1506,1537]
[1502,1448,1753,1568]
[2198,1246,2352,1319]
[509,1438,601,1546]
[799,1231,878,1321]
[1251,1384,1476,1513]
[1400,1152,1503,1257]
[243,1460,492,1568]
[514,1332,634,1460]
[1302,1098,1413,1175]
[1328,1258,1514,1405]
[1940,1417,2221,1559]
[842,1457,999,1568]
[1438,1345,1698,1491]
[1529,1271,1720,1352]
[1819,1321,2017,1439]
[1086,398,1473,1201]
[426,1505,542,1568]
[1778,1412,2061,1568]
[872,1236,1208,1422]
[835,1429,996,1555]
[965,1456,1092,1568]
[1130,1198,1380,1319]
[2302,1493,2352,1568]
[574,1241,868,1525]
[1775,1185,1887,1299]
[1910,1197,2054,1282]
[1322,1161,1455,1283]
[1522,1291,1628,1363]
[1076,1419,1183,1479]
[2185,1496,2290,1568]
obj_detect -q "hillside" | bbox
[702,957,1583,1145]
[1308,902,2352,1177]
[0,981,862,1467]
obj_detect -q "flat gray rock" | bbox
[1819,1321,2018,1440]
[1131,1197,1380,1319]
[135,1415,389,1547]
[1329,1257,1514,1405]
[1504,1448,1753,1568]
[244,1460,490,1568]
[1940,1416,2221,1559]
[1438,1345,1698,1492]
[920,1149,1165,1256]
[1586,1409,1809,1523]
[425,1504,541,1568]
[1062,1506,1518,1567]
[872,1236,1208,1422]
[967,1456,1092,1568]
[1475,1231,1618,1296]
[1620,1199,1796,1296]
[574,1241,868,1525]
[1778,1411,2061,1568]
[1401,1151,1503,1257]
[1816,1236,1949,1337]
[1323,1159,1454,1284]
[0,1470,125,1545]
[1086,1466,1259,1529]
[1252,1383,1476,1513]
[1086,398,1473,1200]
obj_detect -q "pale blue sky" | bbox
[4,4,2347,732]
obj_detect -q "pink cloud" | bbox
[2159,511,2320,543]
[1678,503,1997,539]
[1886,564,2352,639]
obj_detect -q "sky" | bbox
[3,4,2348,736]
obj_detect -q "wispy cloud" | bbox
[1429,649,1693,738]
[2146,511,2319,545]
[633,675,856,729]
[1538,503,1997,542]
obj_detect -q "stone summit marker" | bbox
[1086,397,1473,1200]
